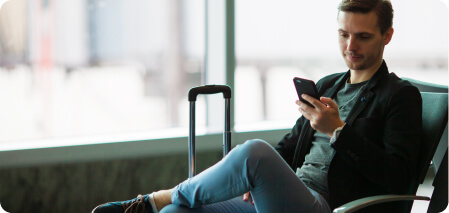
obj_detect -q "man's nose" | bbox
[347,37,358,52]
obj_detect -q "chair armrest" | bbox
[332,195,430,213]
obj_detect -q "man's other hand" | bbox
[242,192,254,205]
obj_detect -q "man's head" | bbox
[337,0,394,75]
[338,0,393,35]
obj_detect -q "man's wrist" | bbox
[330,124,345,144]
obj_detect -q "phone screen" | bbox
[293,77,319,108]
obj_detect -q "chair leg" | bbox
[427,150,448,213]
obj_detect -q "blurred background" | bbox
[0,0,446,212]
[0,0,446,143]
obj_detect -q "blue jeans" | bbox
[160,139,331,213]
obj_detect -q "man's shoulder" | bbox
[316,72,347,91]
[315,70,420,97]
[319,72,346,83]
[378,72,420,94]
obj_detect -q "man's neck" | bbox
[348,61,383,84]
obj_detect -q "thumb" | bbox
[320,97,338,109]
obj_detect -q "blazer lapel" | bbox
[322,72,349,99]
[345,61,389,126]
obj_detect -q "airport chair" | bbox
[333,79,448,213]
[403,78,448,93]
[427,149,448,212]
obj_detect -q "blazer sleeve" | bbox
[275,116,306,168]
[331,85,422,193]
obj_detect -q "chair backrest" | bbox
[403,78,447,183]
[403,78,448,212]
[402,77,448,93]
[406,92,447,213]
[416,92,448,184]
[404,78,448,212]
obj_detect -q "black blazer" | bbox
[275,61,422,212]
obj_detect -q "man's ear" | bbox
[383,27,394,45]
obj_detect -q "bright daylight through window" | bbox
[0,0,206,144]
[234,0,447,131]
[0,0,446,147]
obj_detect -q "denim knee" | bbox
[235,139,278,164]
[241,139,273,156]
[160,204,193,213]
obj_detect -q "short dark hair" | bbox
[338,0,394,34]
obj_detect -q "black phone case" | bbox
[293,77,319,107]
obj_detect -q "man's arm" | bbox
[274,115,307,168]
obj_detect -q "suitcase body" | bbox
[188,85,232,178]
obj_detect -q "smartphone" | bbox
[293,77,319,108]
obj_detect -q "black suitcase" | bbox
[187,85,232,178]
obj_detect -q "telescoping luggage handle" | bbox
[188,85,232,178]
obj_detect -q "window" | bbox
[234,0,448,131]
[0,0,447,148]
[0,0,206,143]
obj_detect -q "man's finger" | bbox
[320,97,338,109]
[302,94,324,109]
[301,110,314,123]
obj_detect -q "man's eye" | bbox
[340,33,349,38]
[360,35,372,40]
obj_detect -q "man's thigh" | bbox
[160,197,256,213]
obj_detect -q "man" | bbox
[93,0,422,212]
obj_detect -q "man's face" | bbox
[337,11,393,73]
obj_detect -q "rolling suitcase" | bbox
[188,85,232,178]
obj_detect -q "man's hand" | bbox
[242,192,254,204]
[296,94,345,137]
